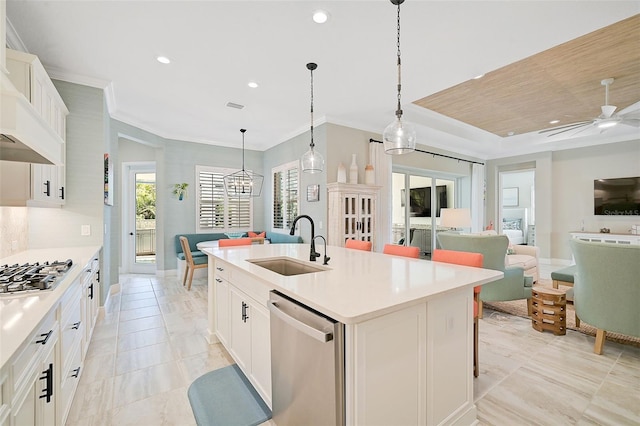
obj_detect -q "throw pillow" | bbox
[248,231,266,238]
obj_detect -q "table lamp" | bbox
[440,208,471,231]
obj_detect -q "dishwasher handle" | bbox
[268,300,334,343]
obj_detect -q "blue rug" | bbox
[187,364,272,426]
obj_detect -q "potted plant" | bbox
[173,183,188,200]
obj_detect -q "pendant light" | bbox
[223,129,264,197]
[301,62,324,173]
[383,0,416,155]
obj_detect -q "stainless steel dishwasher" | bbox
[268,290,345,426]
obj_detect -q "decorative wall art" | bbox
[104,153,113,205]
[503,187,519,207]
[307,184,320,202]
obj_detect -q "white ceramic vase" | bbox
[349,154,358,184]
[337,163,347,183]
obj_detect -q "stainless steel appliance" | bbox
[269,290,345,426]
[0,259,73,296]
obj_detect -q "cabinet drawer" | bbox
[60,297,83,373]
[58,343,82,426]
[214,260,230,281]
[10,310,57,394]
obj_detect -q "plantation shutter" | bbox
[197,166,252,232]
[272,162,298,230]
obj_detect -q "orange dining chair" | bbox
[179,236,208,291]
[382,244,420,259]
[432,249,484,377]
[218,238,253,247]
[345,239,372,252]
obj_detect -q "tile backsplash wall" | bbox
[0,207,28,258]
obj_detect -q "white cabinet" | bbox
[327,183,379,247]
[0,162,65,207]
[81,256,100,358]
[212,260,271,407]
[570,232,640,245]
[9,311,58,426]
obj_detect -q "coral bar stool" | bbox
[219,238,253,247]
[382,244,420,259]
[432,249,483,377]
[179,236,208,291]
[345,239,372,252]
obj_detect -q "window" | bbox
[196,165,253,233]
[272,161,299,231]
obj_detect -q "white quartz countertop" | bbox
[0,246,102,368]
[203,244,503,324]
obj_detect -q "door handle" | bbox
[268,301,333,343]
[129,232,134,236]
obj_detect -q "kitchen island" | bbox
[203,243,503,425]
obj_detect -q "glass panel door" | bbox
[135,172,156,265]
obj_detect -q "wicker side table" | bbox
[531,287,566,335]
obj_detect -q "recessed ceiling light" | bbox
[248,81,259,88]
[473,74,485,80]
[549,119,560,124]
[156,56,171,64]
[313,10,329,24]
[507,131,515,136]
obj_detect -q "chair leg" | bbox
[182,264,189,286]
[473,317,479,378]
[594,329,606,355]
[527,298,533,316]
[187,268,195,291]
[478,300,483,319]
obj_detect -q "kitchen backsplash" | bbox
[0,207,28,258]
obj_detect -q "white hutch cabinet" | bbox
[327,183,380,247]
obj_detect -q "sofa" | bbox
[175,232,303,280]
[507,244,539,283]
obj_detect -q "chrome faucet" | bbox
[313,235,330,265]
[290,215,321,262]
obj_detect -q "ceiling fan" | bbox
[539,78,640,137]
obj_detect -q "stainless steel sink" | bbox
[247,257,328,276]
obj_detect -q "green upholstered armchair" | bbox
[570,239,640,354]
[437,233,533,317]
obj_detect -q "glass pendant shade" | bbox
[301,147,324,173]
[223,129,264,197]
[384,0,416,155]
[383,116,416,154]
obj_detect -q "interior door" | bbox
[123,163,156,274]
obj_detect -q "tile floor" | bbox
[66,268,640,425]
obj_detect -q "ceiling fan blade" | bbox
[539,121,592,134]
[621,118,640,127]
[546,122,591,137]
[617,100,640,116]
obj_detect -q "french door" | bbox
[123,163,156,274]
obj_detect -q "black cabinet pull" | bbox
[72,321,81,330]
[97,270,100,283]
[44,180,51,197]
[89,283,94,300]
[39,363,54,403]
[71,367,81,378]
[60,186,65,200]
[215,278,222,283]
[216,267,224,271]
[36,330,53,345]
[241,302,249,323]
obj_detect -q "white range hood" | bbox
[1,50,67,165]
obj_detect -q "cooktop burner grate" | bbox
[0,259,73,296]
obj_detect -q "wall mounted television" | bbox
[594,177,640,216]
[401,185,448,217]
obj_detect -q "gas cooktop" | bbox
[0,259,73,296]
